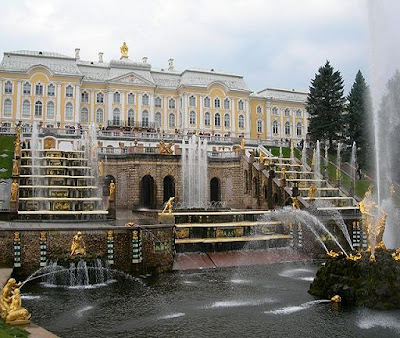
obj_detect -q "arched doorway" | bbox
[210,177,221,203]
[104,175,116,198]
[163,175,175,203]
[141,175,155,208]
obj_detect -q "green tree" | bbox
[306,61,346,148]
[346,70,373,167]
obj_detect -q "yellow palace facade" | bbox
[0,45,308,141]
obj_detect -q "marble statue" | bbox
[70,231,86,256]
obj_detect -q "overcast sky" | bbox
[0,0,380,93]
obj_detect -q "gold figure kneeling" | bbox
[70,231,86,256]
[4,288,31,323]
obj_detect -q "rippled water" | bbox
[22,261,400,338]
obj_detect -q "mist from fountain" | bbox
[336,142,342,184]
[181,135,208,209]
[324,144,328,169]
[31,121,42,200]
[350,141,357,194]
[314,140,321,187]
[301,142,307,167]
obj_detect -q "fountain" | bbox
[336,142,342,185]
[314,140,321,187]
[301,141,307,167]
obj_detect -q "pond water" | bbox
[22,261,400,338]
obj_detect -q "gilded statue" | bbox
[10,179,19,202]
[158,140,174,155]
[347,252,362,261]
[4,288,31,323]
[240,138,245,150]
[1,278,22,319]
[109,180,115,201]
[292,196,300,209]
[120,42,129,58]
[14,137,21,158]
[259,151,265,164]
[162,197,175,214]
[70,231,86,256]
[12,159,19,176]
[359,185,387,261]
[281,166,287,179]
[309,185,317,201]
[98,160,104,177]
[327,250,343,258]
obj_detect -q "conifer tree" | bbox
[306,61,346,148]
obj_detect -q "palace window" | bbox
[22,100,30,116]
[168,98,175,109]
[189,111,196,125]
[214,112,221,126]
[238,114,244,129]
[34,101,42,116]
[81,108,89,123]
[35,83,43,96]
[297,122,302,136]
[204,96,210,108]
[296,109,302,118]
[128,109,135,126]
[169,113,175,127]
[96,92,104,104]
[257,120,263,133]
[257,106,262,114]
[272,107,278,115]
[238,100,244,111]
[155,112,162,127]
[96,108,104,123]
[142,94,149,106]
[284,108,290,116]
[66,85,73,98]
[46,101,55,118]
[285,121,291,135]
[224,98,230,110]
[224,113,230,128]
[113,92,120,104]
[23,82,31,95]
[273,120,278,134]
[142,110,149,127]
[81,91,89,103]
[204,112,211,126]
[113,108,120,126]
[155,96,161,108]
[189,95,196,107]
[4,81,12,94]
[47,84,55,97]
[65,102,73,119]
[214,98,220,109]
[128,93,135,105]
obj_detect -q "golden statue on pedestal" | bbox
[1,278,30,324]
[109,180,115,201]
[359,185,387,262]
[259,151,265,165]
[10,179,19,202]
[120,42,129,59]
[158,140,174,155]
[240,138,245,150]
[309,185,317,201]
[281,166,287,179]
[12,159,19,176]
[14,137,21,158]
[70,231,86,256]
[292,196,300,209]
[162,197,175,214]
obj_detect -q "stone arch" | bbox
[163,175,175,203]
[141,175,155,208]
[210,177,221,203]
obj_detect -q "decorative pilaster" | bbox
[16,80,22,120]
[107,90,113,123]
[39,231,47,267]
[107,230,114,265]
[56,84,62,124]
[74,85,80,124]
[13,232,21,268]
[132,229,142,264]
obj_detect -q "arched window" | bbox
[285,121,291,135]
[34,101,42,116]
[214,98,220,109]
[224,98,230,109]
[257,105,262,114]
[142,94,149,105]
[297,122,302,136]
[65,102,73,119]
[204,112,211,126]
[296,109,302,118]
[23,82,31,95]
[155,112,162,127]
[96,108,103,123]
[155,96,161,108]
[273,120,278,134]
[81,108,89,122]
[272,107,278,115]
[66,85,73,97]
[4,81,12,94]
[81,91,89,103]
[3,99,12,116]
[168,98,175,109]
[284,108,290,116]
[189,95,196,107]
[113,92,120,104]
[142,110,149,127]
[47,84,55,97]
[113,108,120,125]
[257,120,263,133]
[22,100,30,116]
[128,93,135,105]
[128,109,135,126]
[238,114,244,129]
[169,113,175,127]
[204,96,210,108]
[214,112,221,126]
[35,83,43,96]
[46,101,55,118]
[238,100,244,110]
[224,113,230,128]
[189,111,196,125]
[96,92,104,103]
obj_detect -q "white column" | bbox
[56,84,62,124]
[74,85,80,124]
[292,110,296,140]
[183,93,188,130]
[303,111,307,140]
[138,93,142,125]
[231,98,236,136]
[90,91,95,123]
[199,95,204,131]
[121,91,125,125]
[150,94,154,124]
[107,90,113,124]
[16,80,22,120]
[163,97,168,130]
[266,101,271,139]
[245,99,250,138]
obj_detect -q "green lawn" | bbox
[0,135,14,179]
[0,318,29,338]
[266,146,301,159]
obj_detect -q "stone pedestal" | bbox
[108,200,116,219]
[158,213,175,224]
[9,201,18,213]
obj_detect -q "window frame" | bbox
[46,101,55,118]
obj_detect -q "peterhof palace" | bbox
[0,44,308,141]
